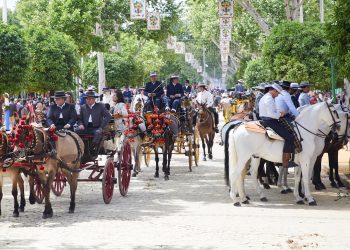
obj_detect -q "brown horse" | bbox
[196,103,215,161]
[0,130,26,217]
[9,121,84,219]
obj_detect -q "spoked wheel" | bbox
[33,176,44,204]
[118,140,132,196]
[194,128,200,167]
[102,157,115,204]
[143,146,151,167]
[51,172,66,196]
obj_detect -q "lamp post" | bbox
[330,57,336,103]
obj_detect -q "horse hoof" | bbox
[233,202,241,207]
[263,183,271,189]
[299,193,305,199]
[309,201,317,206]
[208,155,213,160]
[13,212,19,217]
[314,184,323,191]
[280,190,288,194]
[296,200,305,205]
[203,158,207,161]
[68,209,75,214]
[246,195,250,200]
[29,195,36,205]
[331,182,339,188]
[286,188,293,193]
[132,173,137,177]
[164,175,169,181]
[337,181,345,188]
[154,173,159,178]
[242,200,249,205]
[19,207,24,213]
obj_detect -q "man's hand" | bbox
[148,93,152,97]
[78,125,85,130]
[63,124,70,129]
[50,124,56,129]
[151,93,156,97]
[114,113,123,119]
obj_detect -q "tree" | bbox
[243,59,271,88]
[327,0,350,80]
[0,23,28,93]
[263,22,330,89]
[16,0,50,27]
[24,27,79,92]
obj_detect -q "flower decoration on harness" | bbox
[147,113,173,139]
[8,117,35,149]
[124,111,143,142]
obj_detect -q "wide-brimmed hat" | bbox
[271,83,283,93]
[51,91,67,99]
[197,83,208,88]
[150,72,157,77]
[85,91,100,98]
[170,74,180,79]
[290,83,299,89]
[300,81,311,88]
[279,80,292,88]
[255,83,266,90]
[87,85,96,91]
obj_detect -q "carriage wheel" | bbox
[51,172,65,197]
[194,128,200,167]
[188,136,193,172]
[33,176,44,204]
[118,140,132,196]
[144,147,151,167]
[102,157,115,204]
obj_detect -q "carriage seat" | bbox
[244,121,284,141]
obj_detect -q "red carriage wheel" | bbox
[102,157,115,204]
[118,140,132,196]
[51,172,65,196]
[34,176,44,204]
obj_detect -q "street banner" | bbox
[147,12,161,30]
[130,0,146,20]
[220,27,231,42]
[221,53,228,63]
[185,53,192,63]
[220,17,232,28]
[197,66,202,73]
[175,42,185,54]
[166,35,177,49]
[218,0,234,18]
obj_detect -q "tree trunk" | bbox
[2,0,7,24]
[96,22,106,94]
[320,0,324,23]
[285,0,304,21]
[299,3,304,23]
[235,0,271,35]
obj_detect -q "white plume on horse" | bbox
[225,102,341,206]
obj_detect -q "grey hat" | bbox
[290,83,299,89]
[300,81,311,88]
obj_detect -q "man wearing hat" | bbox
[235,79,245,93]
[196,83,219,133]
[289,83,300,108]
[298,81,311,106]
[259,83,296,168]
[165,74,184,112]
[144,72,164,112]
[76,90,112,156]
[275,81,299,121]
[46,91,77,131]
[123,85,133,104]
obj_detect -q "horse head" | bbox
[324,102,341,133]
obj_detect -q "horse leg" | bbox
[312,154,324,190]
[208,133,214,160]
[0,175,3,216]
[28,175,36,204]
[68,172,79,213]
[329,147,343,187]
[328,149,337,188]
[154,147,159,178]
[301,157,317,205]
[250,157,268,201]
[293,166,304,204]
[11,172,19,217]
[42,166,55,219]
[333,149,344,187]
[258,159,270,189]
[200,134,206,161]
[163,146,169,180]
[132,147,138,177]
[18,173,26,212]
[230,157,250,207]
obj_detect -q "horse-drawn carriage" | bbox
[223,91,255,123]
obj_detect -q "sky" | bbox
[0,0,18,10]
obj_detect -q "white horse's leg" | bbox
[300,159,316,205]
[277,166,283,187]
[250,157,267,201]
[293,166,304,204]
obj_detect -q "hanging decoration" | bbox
[221,53,228,63]
[147,11,161,30]
[218,0,234,18]
[220,27,232,42]
[166,35,177,49]
[220,17,232,28]
[175,42,185,54]
[130,0,147,20]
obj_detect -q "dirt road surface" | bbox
[1,118,350,249]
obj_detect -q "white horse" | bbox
[225,102,340,206]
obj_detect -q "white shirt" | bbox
[113,103,128,131]
[87,103,95,122]
[275,90,299,117]
[259,93,280,119]
[57,103,65,119]
[196,90,213,107]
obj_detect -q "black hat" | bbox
[279,80,292,88]
[85,91,99,98]
[300,81,311,88]
[51,91,67,99]
[102,87,110,91]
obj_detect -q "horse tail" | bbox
[224,124,237,186]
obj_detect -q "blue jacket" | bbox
[79,93,87,105]
[144,81,164,98]
[123,90,133,99]
[183,85,192,94]
[166,83,184,98]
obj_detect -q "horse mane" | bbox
[296,102,325,122]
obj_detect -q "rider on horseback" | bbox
[144,72,164,112]
[258,83,297,168]
[165,74,184,112]
[276,81,299,122]
[196,83,219,133]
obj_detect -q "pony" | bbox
[196,102,215,161]
[225,102,340,206]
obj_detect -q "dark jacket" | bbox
[46,103,77,128]
[183,85,192,94]
[9,103,17,116]
[79,102,111,129]
[291,95,300,108]
[123,90,133,99]
[144,81,164,98]
[166,83,184,99]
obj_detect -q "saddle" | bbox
[244,121,284,141]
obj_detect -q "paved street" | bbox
[0,117,350,249]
